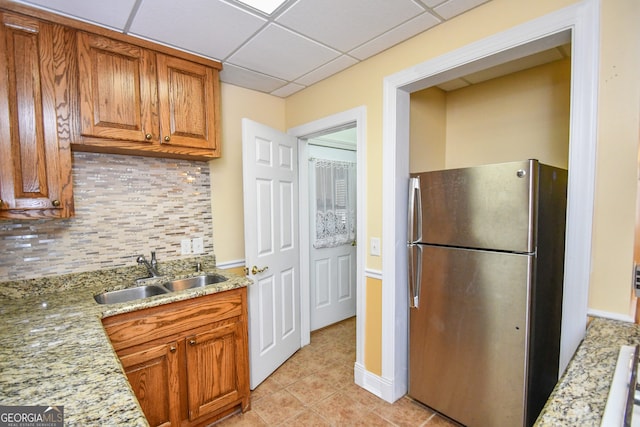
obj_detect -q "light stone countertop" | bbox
[535,317,640,426]
[0,256,249,426]
[2,257,637,427]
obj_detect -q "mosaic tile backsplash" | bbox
[0,152,213,282]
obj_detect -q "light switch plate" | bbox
[192,237,204,254]
[370,237,381,256]
[181,239,191,255]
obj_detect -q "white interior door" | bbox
[308,144,357,331]
[242,118,300,390]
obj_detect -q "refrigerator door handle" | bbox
[408,177,422,244]
[408,244,422,308]
[408,177,423,308]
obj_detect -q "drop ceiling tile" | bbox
[17,0,137,29]
[129,0,267,60]
[434,0,490,20]
[420,0,448,6]
[227,24,339,81]
[220,63,288,93]
[436,78,470,91]
[464,48,564,84]
[271,82,305,98]
[276,0,426,52]
[350,11,441,60]
[295,55,358,87]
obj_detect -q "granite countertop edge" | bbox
[535,317,640,426]
[0,256,250,427]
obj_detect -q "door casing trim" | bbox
[288,106,367,368]
[381,0,599,402]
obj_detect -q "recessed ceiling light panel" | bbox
[235,0,287,15]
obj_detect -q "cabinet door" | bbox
[120,341,180,427]
[156,54,219,152]
[0,13,64,216]
[184,319,249,421]
[77,32,156,143]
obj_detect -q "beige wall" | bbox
[410,87,447,173]
[410,59,571,173]
[364,277,383,375]
[445,59,571,169]
[589,0,640,315]
[278,0,639,369]
[286,0,579,272]
[212,0,640,373]
[210,83,286,265]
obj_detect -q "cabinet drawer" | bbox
[103,288,245,351]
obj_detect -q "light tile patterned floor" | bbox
[217,317,460,426]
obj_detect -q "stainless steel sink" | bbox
[163,274,227,292]
[94,274,229,304]
[94,285,169,305]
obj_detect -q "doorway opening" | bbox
[289,106,366,366]
[377,1,599,403]
[303,125,357,332]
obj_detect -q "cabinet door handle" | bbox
[51,199,60,207]
[169,345,176,353]
[189,339,196,346]
[164,136,171,142]
[145,133,152,140]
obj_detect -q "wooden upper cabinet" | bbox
[75,32,220,160]
[157,54,218,151]
[0,12,73,219]
[77,32,156,144]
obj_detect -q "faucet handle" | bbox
[150,251,157,266]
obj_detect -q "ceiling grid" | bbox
[16,0,569,98]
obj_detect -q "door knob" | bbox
[251,265,269,275]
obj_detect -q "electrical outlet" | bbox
[181,239,191,255]
[370,237,381,256]
[192,237,204,254]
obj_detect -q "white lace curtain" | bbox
[311,158,356,249]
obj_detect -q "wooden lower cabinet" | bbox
[120,341,181,427]
[185,321,248,421]
[103,288,250,427]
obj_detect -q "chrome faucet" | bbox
[137,252,160,277]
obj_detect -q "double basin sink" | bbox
[94,274,227,305]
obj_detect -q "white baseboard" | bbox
[216,259,245,269]
[587,308,634,323]
[354,362,399,403]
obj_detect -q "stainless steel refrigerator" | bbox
[407,159,567,427]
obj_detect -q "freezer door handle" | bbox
[408,177,422,244]
[408,243,422,308]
